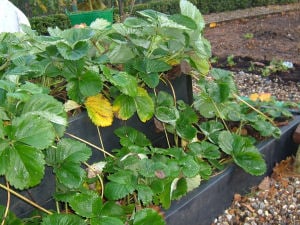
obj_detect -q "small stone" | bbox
[226,214,233,221]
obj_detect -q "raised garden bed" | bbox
[165,115,300,225]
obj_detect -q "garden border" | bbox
[165,115,300,225]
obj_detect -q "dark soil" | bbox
[204,10,300,82]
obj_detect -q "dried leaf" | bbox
[234,193,241,202]
[258,176,270,191]
[209,22,217,28]
[84,94,113,127]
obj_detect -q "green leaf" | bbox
[103,167,138,199]
[139,159,170,179]
[67,70,103,102]
[199,120,224,133]
[101,201,125,218]
[188,141,220,159]
[46,138,92,188]
[123,17,149,27]
[79,70,103,97]
[218,131,234,155]
[134,87,154,122]
[156,91,175,107]
[133,59,171,73]
[13,114,56,150]
[175,116,197,140]
[169,14,197,30]
[107,170,136,184]
[104,181,135,200]
[180,0,205,31]
[137,184,154,205]
[69,191,103,218]
[155,106,178,123]
[91,216,124,225]
[233,147,266,176]
[42,213,87,225]
[133,208,165,225]
[150,179,164,194]
[108,44,134,63]
[219,132,266,176]
[1,143,45,189]
[46,138,91,165]
[171,177,187,200]
[251,119,281,138]
[55,162,86,188]
[114,126,151,147]
[189,54,210,75]
[54,27,94,46]
[0,120,5,138]
[57,41,89,60]
[113,95,136,120]
[222,102,242,121]
[199,120,224,143]
[206,80,230,103]
[22,94,67,137]
[180,156,199,177]
[0,206,23,225]
[111,72,138,97]
[139,72,160,88]
[198,161,212,180]
[193,93,216,118]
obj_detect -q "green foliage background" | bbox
[10,0,299,35]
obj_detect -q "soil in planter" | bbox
[212,56,300,83]
[209,55,300,104]
[204,10,300,65]
[212,156,300,225]
[202,9,300,107]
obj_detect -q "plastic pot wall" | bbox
[165,115,300,225]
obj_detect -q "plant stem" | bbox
[212,100,229,131]
[163,76,177,106]
[1,181,10,225]
[0,183,52,215]
[65,132,115,158]
[84,162,105,198]
[97,126,106,157]
[163,123,171,148]
[233,93,276,126]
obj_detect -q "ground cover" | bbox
[204,10,300,104]
[204,10,300,65]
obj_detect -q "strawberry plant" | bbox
[0,0,295,224]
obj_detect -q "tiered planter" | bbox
[0,73,298,222]
[0,74,193,218]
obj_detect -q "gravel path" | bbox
[212,158,300,225]
[203,3,300,24]
[233,71,300,103]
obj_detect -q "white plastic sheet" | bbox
[0,0,31,33]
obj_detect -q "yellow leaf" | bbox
[209,22,217,28]
[249,93,259,101]
[84,94,113,127]
[258,93,271,102]
[249,93,272,102]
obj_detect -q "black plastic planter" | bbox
[165,115,300,225]
[0,74,193,218]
